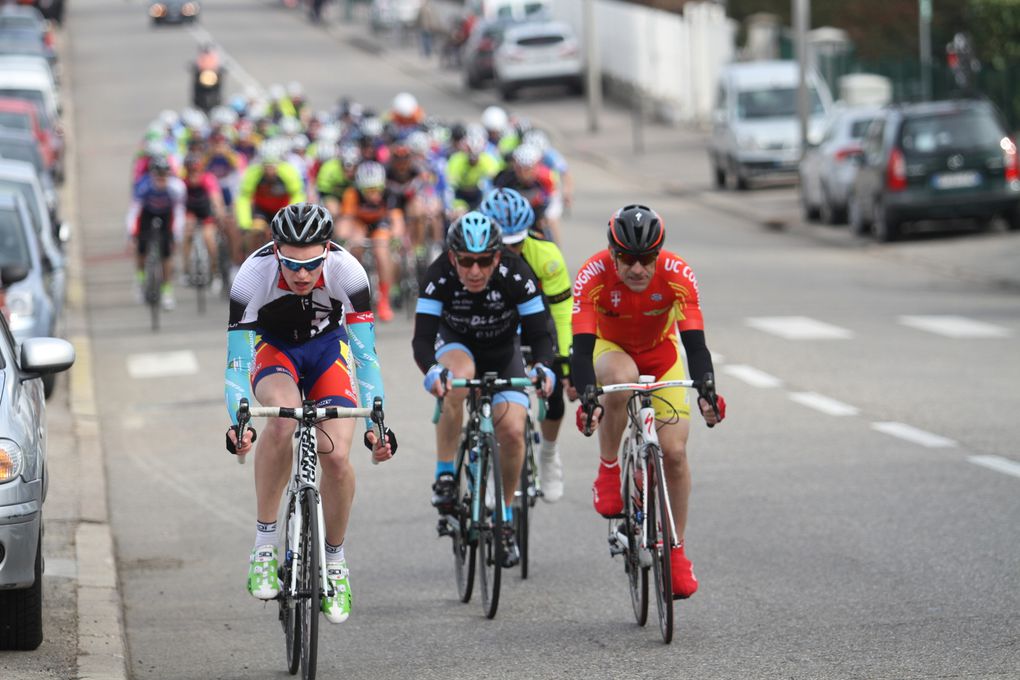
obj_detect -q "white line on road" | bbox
[722,364,783,389]
[788,391,860,416]
[968,455,1020,479]
[871,422,957,448]
[127,351,199,379]
[746,316,854,340]
[899,315,1012,338]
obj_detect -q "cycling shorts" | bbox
[251,329,358,408]
[136,211,174,259]
[593,332,690,421]
[435,324,529,408]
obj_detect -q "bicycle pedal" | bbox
[436,518,453,537]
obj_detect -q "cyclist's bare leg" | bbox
[657,419,692,544]
[202,221,219,275]
[316,416,357,548]
[435,348,474,465]
[252,373,303,525]
[493,400,526,509]
[372,234,394,292]
[593,349,639,463]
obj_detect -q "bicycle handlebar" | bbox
[431,369,542,423]
[580,373,720,433]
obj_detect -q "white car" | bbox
[493,20,583,101]
[0,68,60,124]
[799,105,882,224]
[370,0,422,32]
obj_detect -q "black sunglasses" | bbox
[454,253,496,269]
[614,250,659,267]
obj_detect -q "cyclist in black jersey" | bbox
[411,211,555,568]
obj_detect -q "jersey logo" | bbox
[635,211,643,222]
[610,290,622,307]
[425,282,436,295]
[524,280,537,295]
[651,293,662,301]
[486,289,502,302]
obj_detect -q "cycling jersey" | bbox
[341,186,398,230]
[125,174,186,239]
[236,161,306,229]
[315,159,352,200]
[411,249,555,373]
[206,149,246,205]
[518,230,572,371]
[570,248,714,405]
[446,151,500,205]
[224,242,384,427]
[493,167,554,215]
[184,171,222,221]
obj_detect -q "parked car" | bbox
[0,4,55,53]
[493,19,583,101]
[0,311,75,650]
[149,0,200,25]
[462,18,517,89]
[799,105,883,224]
[0,67,61,124]
[0,127,56,200]
[0,97,61,182]
[11,0,64,25]
[468,0,549,21]
[848,98,1020,242]
[709,59,832,190]
[370,0,422,33]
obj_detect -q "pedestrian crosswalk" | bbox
[745,315,1012,340]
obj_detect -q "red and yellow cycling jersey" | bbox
[571,249,703,355]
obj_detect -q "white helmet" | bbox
[406,130,430,156]
[512,144,542,168]
[339,144,361,167]
[269,84,286,101]
[279,116,302,136]
[291,134,310,152]
[355,161,386,190]
[392,92,418,118]
[360,116,383,139]
[210,105,237,128]
[522,129,550,153]
[465,125,487,155]
[317,143,338,161]
[287,80,304,98]
[260,139,287,164]
[481,106,508,134]
[159,109,179,130]
[181,107,207,130]
[316,124,342,144]
[145,139,166,157]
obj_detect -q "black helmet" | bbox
[447,211,502,254]
[149,155,171,175]
[271,203,333,245]
[607,204,664,255]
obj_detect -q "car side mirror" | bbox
[58,221,71,244]
[1,264,29,288]
[20,336,75,379]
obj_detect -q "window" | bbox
[0,111,30,131]
[900,109,1005,156]
[0,180,41,236]
[736,87,825,120]
[0,207,31,268]
[0,141,42,173]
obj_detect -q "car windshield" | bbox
[0,88,48,125]
[0,110,30,131]
[737,87,825,120]
[0,179,40,234]
[849,117,878,138]
[0,207,30,268]
[0,17,40,32]
[900,109,1005,155]
[0,139,41,171]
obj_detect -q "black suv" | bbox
[848,99,1020,242]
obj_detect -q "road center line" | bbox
[899,315,1012,338]
[871,422,957,448]
[722,364,783,389]
[126,351,199,379]
[788,391,859,416]
[746,316,854,340]
[968,455,1020,479]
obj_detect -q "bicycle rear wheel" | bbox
[453,443,477,603]
[280,494,300,675]
[144,240,162,331]
[647,450,674,644]
[478,434,502,619]
[623,452,648,626]
[298,488,320,678]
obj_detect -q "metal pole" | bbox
[919,0,932,100]
[584,0,601,133]
[794,0,810,157]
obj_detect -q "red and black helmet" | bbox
[607,204,664,255]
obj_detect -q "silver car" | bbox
[799,105,883,224]
[0,312,74,650]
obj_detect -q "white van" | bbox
[709,60,832,190]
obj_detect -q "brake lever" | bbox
[235,398,250,464]
[699,373,720,429]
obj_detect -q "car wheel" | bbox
[465,69,482,90]
[726,157,749,191]
[0,529,43,650]
[499,83,517,101]
[569,76,585,96]
[872,201,901,243]
[1006,204,1020,231]
[712,162,725,189]
[800,187,820,222]
[848,194,871,236]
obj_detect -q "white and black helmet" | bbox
[271,203,334,245]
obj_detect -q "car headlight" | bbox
[0,440,24,483]
[6,290,35,332]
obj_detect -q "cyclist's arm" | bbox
[520,300,555,368]
[224,329,256,425]
[569,333,597,398]
[679,330,714,387]
[169,178,187,241]
[569,253,602,396]
[524,239,573,374]
[235,165,261,229]
[412,298,442,373]
[278,162,307,204]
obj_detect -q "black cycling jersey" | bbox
[412,249,555,373]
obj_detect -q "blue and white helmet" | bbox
[447,211,502,254]
[479,188,534,245]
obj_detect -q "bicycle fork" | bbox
[637,403,679,556]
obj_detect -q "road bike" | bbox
[433,372,533,619]
[142,216,165,331]
[235,396,386,680]
[514,392,545,580]
[186,219,212,314]
[581,373,718,644]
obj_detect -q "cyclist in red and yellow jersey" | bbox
[571,204,726,600]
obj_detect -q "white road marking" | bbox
[746,316,854,340]
[968,455,1020,479]
[723,364,783,389]
[871,422,957,448]
[127,351,199,379]
[899,315,1012,338]
[188,24,264,95]
[788,392,860,416]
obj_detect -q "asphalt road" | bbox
[30,0,1020,678]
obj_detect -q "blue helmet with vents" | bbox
[447,211,502,253]
[479,188,534,245]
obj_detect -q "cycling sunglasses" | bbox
[278,248,328,272]
[454,253,497,269]
[614,250,659,267]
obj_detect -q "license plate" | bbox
[932,171,981,190]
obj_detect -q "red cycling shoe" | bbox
[670,544,698,599]
[592,461,623,517]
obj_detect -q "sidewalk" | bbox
[326,14,1020,292]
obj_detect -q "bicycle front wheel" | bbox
[478,434,502,619]
[298,488,320,678]
[453,443,477,603]
[623,452,648,626]
[281,494,300,675]
[647,450,674,644]
[514,424,533,580]
[144,241,161,331]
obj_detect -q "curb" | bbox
[61,22,130,680]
